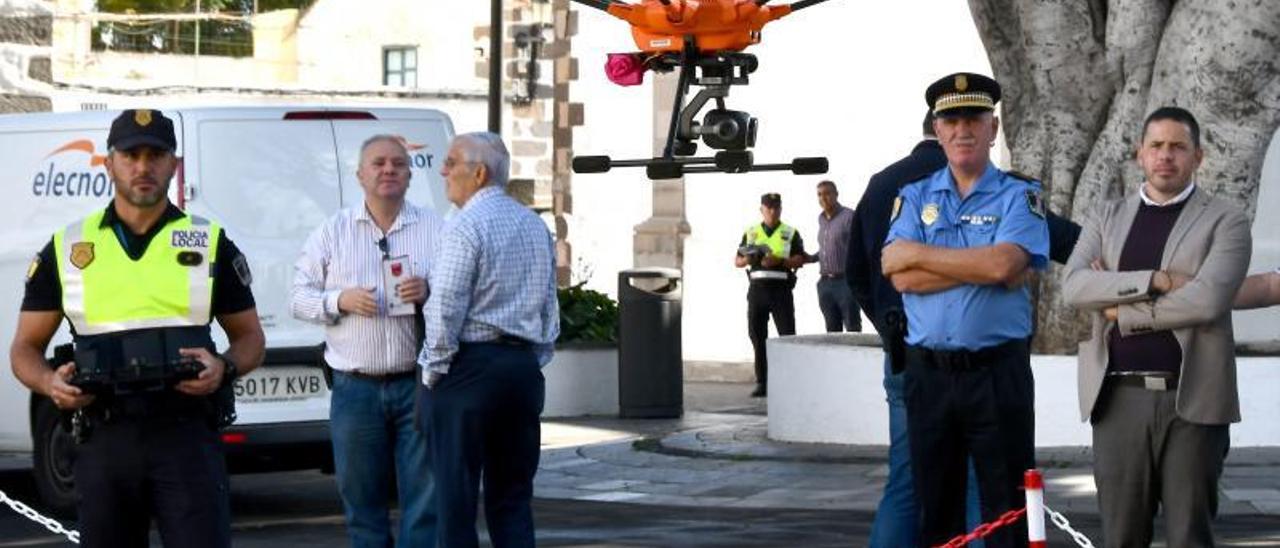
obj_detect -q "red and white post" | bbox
[1024,469,1047,548]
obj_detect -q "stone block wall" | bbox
[0,1,53,113]
[476,0,582,285]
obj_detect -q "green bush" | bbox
[557,283,618,344]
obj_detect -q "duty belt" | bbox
[88,393,207,423]
[907,339,1026,372]
[748,270,789,281]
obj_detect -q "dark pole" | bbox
[488,0,503,134]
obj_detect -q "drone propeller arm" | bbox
[789,0,836,12]
[568,0,619,13]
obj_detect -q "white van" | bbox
[0,106,455,512]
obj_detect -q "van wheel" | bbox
[32,400,77,517]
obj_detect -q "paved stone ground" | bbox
[538,383,1280,521]
[2,381,1276,546]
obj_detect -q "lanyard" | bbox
[112,222,133,256]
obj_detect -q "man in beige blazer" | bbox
[1062,106,1251,547]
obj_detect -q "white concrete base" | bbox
[767,334,1280,447]
[542,346,619,418]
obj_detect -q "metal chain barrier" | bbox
[0,488,80,544]
[932,507,1027,548]
[1043,503,1097,548]
[934,468,1100,548]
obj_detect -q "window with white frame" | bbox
[383,46,418,87]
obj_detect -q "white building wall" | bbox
[58,51,259,88]
[1233,128,1280,344]
[295,0,487,93]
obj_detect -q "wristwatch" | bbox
[219,354,239,389]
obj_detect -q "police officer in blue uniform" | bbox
[882,73,1049,548]
[10,109,265,548]
[851,111,1082,547]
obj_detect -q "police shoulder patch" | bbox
[25,254,39,283]
[890,196,903,223]
[1025,190,1046,219]
[232,255,252,286]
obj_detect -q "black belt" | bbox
[494,334,534,348]
[906,339,1025,372]
[1107,373,1179,391]
[338,369,416,382]
[459,334,535,349]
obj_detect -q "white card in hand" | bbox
[383,255,415,316]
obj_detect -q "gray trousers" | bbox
[1091,383,1230,548]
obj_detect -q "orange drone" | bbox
[570,0,835,179]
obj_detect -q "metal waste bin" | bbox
[617,268,683,418]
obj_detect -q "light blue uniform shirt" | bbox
[885,163,1049,350]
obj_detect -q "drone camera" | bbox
[700,109,757,151]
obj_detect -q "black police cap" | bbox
[925,73,1002,118]
[107,109,176,152]
[761,192,781,208]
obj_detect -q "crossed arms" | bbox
[1061,208,1251,334]
[881,239,1032,294]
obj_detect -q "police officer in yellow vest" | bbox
[735,192,809,397]
[9,109,265,548]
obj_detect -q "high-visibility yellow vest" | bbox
[53,210,220,336]
[744,222,795,259]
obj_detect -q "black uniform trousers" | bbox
[423,341,544,548]
[904,339,1034,548]
[746,281,795,389]
[74,413,229,548]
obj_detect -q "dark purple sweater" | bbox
[1107,198,1189,374]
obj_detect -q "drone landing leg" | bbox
[660,37,698,160]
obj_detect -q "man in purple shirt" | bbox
[809,180,862,332]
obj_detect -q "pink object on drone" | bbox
[605,53,646,86]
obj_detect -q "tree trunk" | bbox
[968,0,1280,353]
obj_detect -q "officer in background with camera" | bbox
[9,109,265,548]
[734,192,808,397]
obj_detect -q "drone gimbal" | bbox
[574,38,828,179]
[570,0,834,178]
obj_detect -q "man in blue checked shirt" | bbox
[291,135,441,548]
[419,132,559,548]
[882,73,1049,548]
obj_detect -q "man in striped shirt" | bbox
[291,135,441,547]
[419,132,559,548]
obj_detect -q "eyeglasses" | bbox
[377,237,389,260]
[443,157,475,170]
